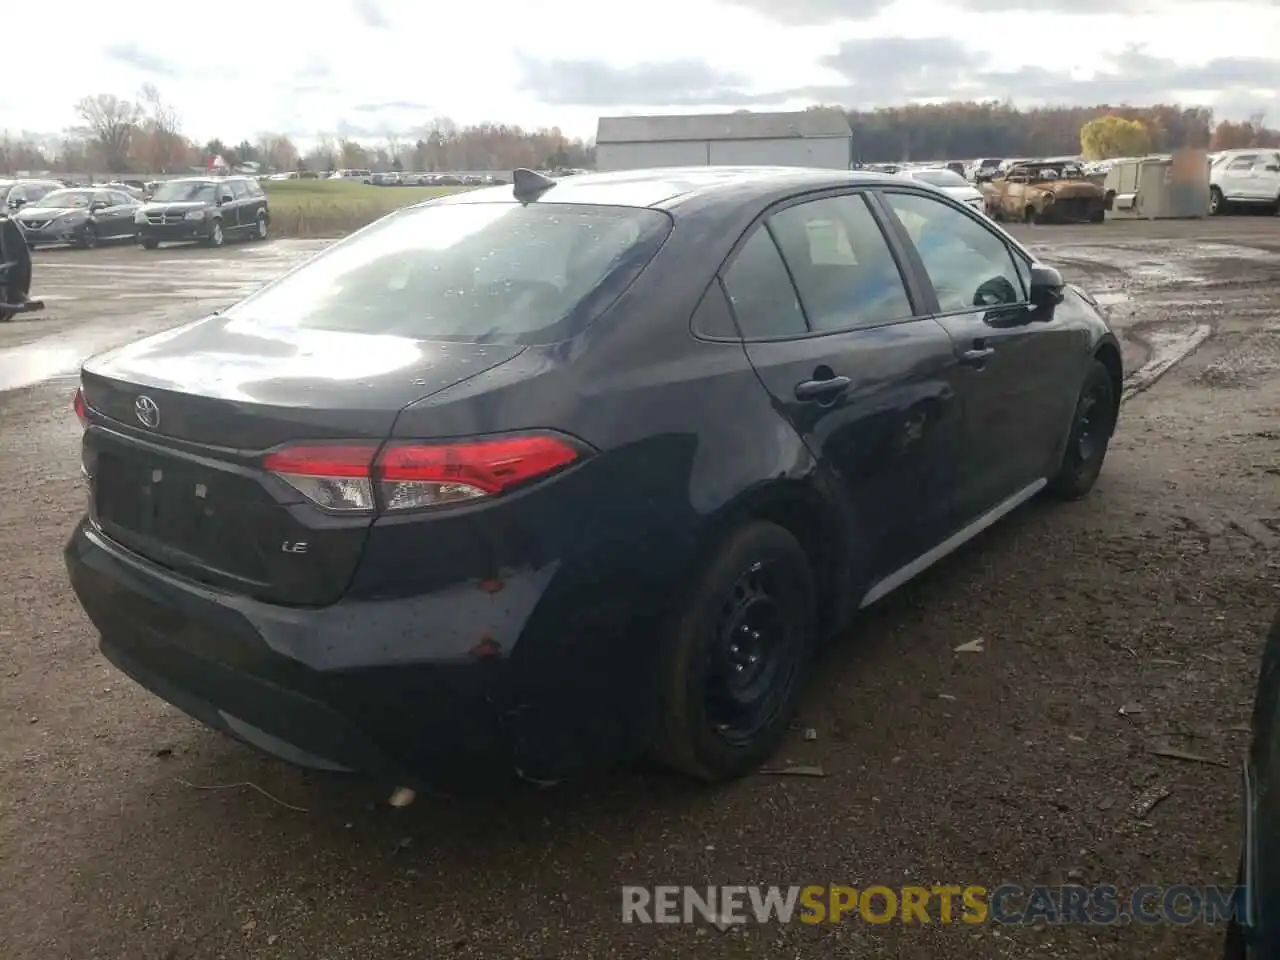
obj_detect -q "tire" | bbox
[1024,206,1036,224]
[141,239,159,250]
[78,224,97,249]
[651,520,817,782]
[1047,359,1116,500]
[254,212,268,240]
[205,220,224,248]
[1210,186,1225,216]
[1090,210,1105,224]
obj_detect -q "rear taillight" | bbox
[73,387,87,428]
[262,433,586,514]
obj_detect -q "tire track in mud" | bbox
[1025,235,1280,397]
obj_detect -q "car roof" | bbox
[164,176,247,183]
[428,166,906,213]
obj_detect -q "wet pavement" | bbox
[0,240,327,389]
[1,218,1279,960]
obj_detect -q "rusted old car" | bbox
[982,161,1107,224]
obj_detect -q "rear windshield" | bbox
[225,202,672,343]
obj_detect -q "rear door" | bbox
[228,180,252,231]
[243,178,267,226]
[724,190,967,586]
[875,187,1080,523]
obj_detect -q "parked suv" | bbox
[135,176,270,249]
[1210,149,1280,215]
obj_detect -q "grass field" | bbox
[261,179,471,237]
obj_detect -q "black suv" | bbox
[135,176,269,249]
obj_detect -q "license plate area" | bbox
[95,451,274,584]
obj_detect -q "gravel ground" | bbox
[1,218,1278,959]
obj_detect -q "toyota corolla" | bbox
[65,167,1122,785]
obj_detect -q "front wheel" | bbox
[1210,186,1225,216]
[651,521,817,782]
[1047,359,1116,500]
[78,224,97,249]
[140,239,159,250]
[204,220,224,248]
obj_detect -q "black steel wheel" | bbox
[652,520,816,782]
[1047,359,1116,500]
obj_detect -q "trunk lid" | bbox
[81,314,523,606]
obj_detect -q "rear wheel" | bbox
[255,212,268,240]
[652,521,816,782]
[1090,209,1105,223]
[141,239,159,250]
[1047,359,1116,500]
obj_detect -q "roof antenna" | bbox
[512,168,557,203]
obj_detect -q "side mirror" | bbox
[1028,263,1065,307]
[1267,164,1280,173]
[89,200,108,212]
[219,193,234,205]
[9,197,26,209]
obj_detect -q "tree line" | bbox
[832,101,1279,162]
[0,91,596,176]
[1,90,1278,177]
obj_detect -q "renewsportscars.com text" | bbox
[621,884,1246,926]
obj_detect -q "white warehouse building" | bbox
[594,110,854,172]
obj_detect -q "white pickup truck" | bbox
[1209,148,1280,215]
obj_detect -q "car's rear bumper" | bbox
[65,518,658,782]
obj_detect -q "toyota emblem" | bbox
[134,395,160,429]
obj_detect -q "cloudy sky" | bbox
[3,0,1279,145]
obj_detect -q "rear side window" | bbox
[690,281,737,339]
[1227,155,1257,171]
[767,194,913,332]
[230,180,250,199]
[225,202,672,344]
[720,228,807,339]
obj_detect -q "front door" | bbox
[723,190,966,587]
[875,188,1080,524]
[107,192,136,238]
[217,182,240,231]
[1220,155,1259,200]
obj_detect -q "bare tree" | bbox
[384,135,403,171]
[75,94,142,173]
[137,84,184,172]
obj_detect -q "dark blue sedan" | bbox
[64,166,1123,785]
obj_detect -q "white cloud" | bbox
[0,0,1277,145]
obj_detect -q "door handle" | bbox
[794,375,851,402]
[960,346,995,365]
